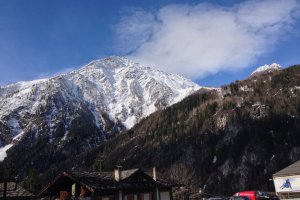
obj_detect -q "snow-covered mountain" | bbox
[0,56,200,161]
[251,63,282,75]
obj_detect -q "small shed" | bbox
[273,160,300,200]
[0,181,35,200]
[39,168,177,200]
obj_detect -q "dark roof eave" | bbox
[38,171,97,196]
[39,170,180,196]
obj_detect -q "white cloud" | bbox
[115,0,300,79]
[115,7,159,54]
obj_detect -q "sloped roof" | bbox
[66,171,118,191]
[40,168,176,196]
[120,169,140,180]
[0,182,35,199]
[273,160,300,177]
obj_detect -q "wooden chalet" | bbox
[39,168,177,200]
[0,181,35,200]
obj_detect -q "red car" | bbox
[233,191,269,200]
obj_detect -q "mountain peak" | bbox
[75,56,201,128]
[83,56,135,71]
[251,63,282,75]
[0,56,201,161]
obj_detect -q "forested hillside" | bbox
[80,65,300,195]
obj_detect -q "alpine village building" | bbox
[39,168,177,200]
[0,180,35,200]
[273,160,300,200]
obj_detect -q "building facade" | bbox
[39,168,176,200]
[273,160,300,200]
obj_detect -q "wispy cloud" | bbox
[115,0,300,79]
[115,7,159,54]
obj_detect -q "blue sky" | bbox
[0,0,299,87]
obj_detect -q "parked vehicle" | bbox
[233,191,269,200]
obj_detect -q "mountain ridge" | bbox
[0,56,200,162]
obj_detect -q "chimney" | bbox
[114,166,122,181]
[153,167,157,181]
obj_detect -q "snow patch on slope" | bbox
[70,56,201,128]
[0,144,13,161]
[251,63,282,75]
